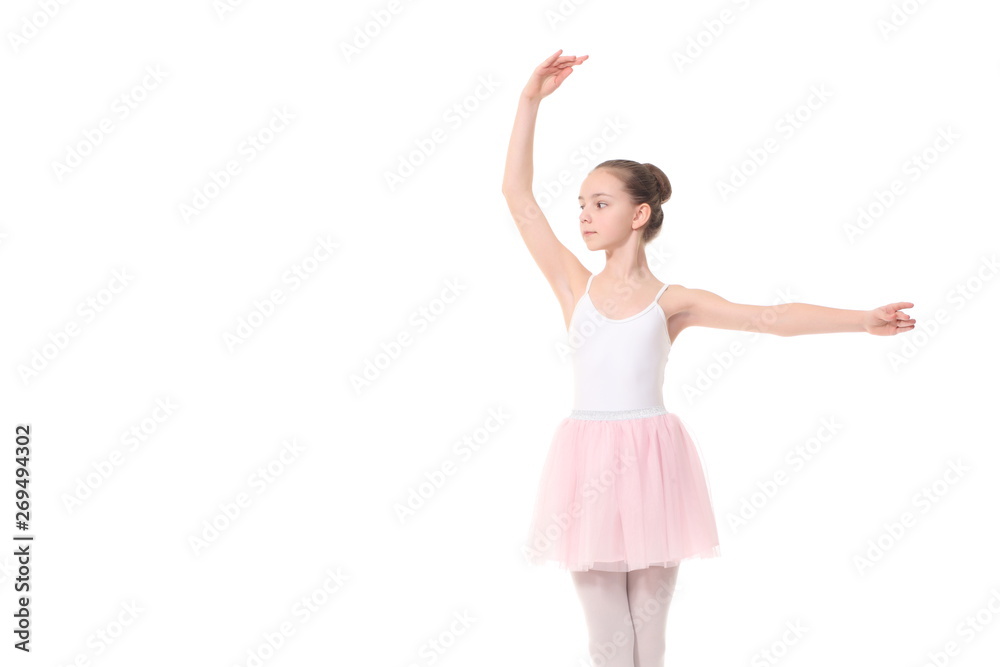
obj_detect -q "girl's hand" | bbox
[862,302,916,336]
[522,49,588,101]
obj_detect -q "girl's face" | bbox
[577,169,648,248]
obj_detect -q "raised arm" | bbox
[669,286,916,337]
[502,50,590,317]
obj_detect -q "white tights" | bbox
[570,565,679,667]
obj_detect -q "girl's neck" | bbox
[601,247,654,285]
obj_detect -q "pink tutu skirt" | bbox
[523,406,721,572]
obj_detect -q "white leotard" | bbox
[568,273,671,413]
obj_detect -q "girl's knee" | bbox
[587,623,635,667]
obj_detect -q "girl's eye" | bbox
[579,202,607,209]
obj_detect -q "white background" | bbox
[2,0,999,665]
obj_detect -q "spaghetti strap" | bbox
[585,273,595,294]
[653,283,669,303]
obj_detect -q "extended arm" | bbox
[502,51,590,316]
[501,93,541,202]
[673,287,915,337]
[502,50,587,200]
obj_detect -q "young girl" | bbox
[502,50,916,667]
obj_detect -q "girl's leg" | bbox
[570,569,635,666]
[626,565,679,667]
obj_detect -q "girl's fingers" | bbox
[537,50,587,79]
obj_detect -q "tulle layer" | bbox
[523,410,721,572]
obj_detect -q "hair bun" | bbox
[642,163,672,204]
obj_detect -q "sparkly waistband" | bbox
[568,405,669,421]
